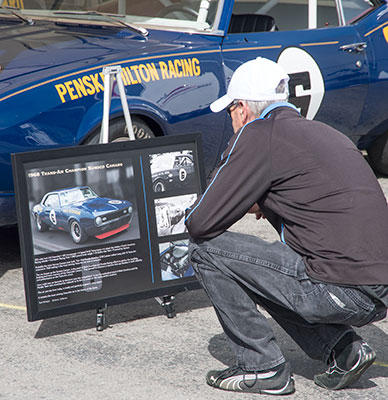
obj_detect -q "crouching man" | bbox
[185,57,388,395]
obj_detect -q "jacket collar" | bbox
[259,102,299,119]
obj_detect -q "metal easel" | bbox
[95,65,134,331]
[95,65,176,330]
[99,65,135,144]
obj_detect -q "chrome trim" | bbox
[335,0,346,26]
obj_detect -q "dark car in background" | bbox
[31,186,133,243]
[151,152,195,192]
[1,0,388,226]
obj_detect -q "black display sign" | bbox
[12,134,205,321]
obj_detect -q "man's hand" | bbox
[248,203,266,220]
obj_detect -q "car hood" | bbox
[0,17,187,92]
[74,197,130,212]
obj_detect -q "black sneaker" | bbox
[314,340,376,390]
[206,362,295,395]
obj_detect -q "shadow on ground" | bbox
[0,225,20,264]
[34,288,212,338]
[208,318,388,391]
[0,225,20,281]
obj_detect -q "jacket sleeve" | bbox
[185,121,272,240]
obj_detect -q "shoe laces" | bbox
[216,366,245,380]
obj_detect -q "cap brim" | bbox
[210,94,233,113]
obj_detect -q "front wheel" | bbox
[69,220,88,244]
[367,131,388,176]
[83,116,156,144]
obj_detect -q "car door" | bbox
[42,193,61,228]
[220,0,369,138]
[174,154,194,185]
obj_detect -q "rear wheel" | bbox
[367,131,388,176]
[35,214,48,232]
[84,116,156,144]
[153,179,166,193]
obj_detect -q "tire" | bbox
[84,116,155,144]
[35,214,48,232]
[367,131,388,176]
[153,179,166,193]
[69,220,88,244]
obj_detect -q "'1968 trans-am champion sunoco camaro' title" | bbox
[1,0,388,225]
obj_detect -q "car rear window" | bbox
[230,0,379,31]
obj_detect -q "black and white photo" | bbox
[154,194,197,237]
[150,150,195,193]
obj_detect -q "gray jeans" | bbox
[189,231,383,371]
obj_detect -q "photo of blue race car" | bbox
[31,186,133,244]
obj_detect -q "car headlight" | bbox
[95,216,102,226]
[128,206,133,214]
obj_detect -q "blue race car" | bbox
[31,186,133,244]
[1,0,388,226]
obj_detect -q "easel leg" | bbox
[155,295,176,318]
[96,305,107,331]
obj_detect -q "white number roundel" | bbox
[277,47,325,120]
[49,209,57,225]
[109,200,122,204]
[179,168,187,181]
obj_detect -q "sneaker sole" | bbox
[259,377,296,395]
[314,348,376,390]
[208,375,295,395]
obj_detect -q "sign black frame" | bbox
[12,134,205,321]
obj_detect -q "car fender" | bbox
[76,96,168,142]
[66,215,81,230]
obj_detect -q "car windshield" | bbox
[0,0,221,31]
[59,187,98,205]
[173,156,192,167]
[151,155,176,171]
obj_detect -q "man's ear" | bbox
[240,101,251,124]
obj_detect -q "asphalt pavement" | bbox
[0,175,387,400]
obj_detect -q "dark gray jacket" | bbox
[185,104,388,286]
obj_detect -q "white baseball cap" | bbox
[210,57,289,113]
